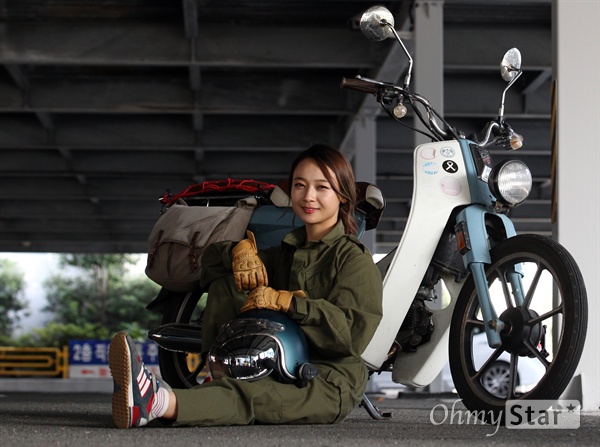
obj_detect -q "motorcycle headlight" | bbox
[488,160,532,206]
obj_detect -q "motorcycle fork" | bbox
[455,206,523,348]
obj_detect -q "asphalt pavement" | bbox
[0,380,598,447]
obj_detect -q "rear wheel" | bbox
[449,234,587,424]
[156,288,207,388]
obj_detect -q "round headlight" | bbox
[489,160,532,206]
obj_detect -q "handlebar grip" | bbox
[340,77,380,95]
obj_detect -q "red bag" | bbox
[161,178,276,206]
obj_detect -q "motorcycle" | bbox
[145,6,588,424]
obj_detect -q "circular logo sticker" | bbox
[440,176,462,196]
[440,146,455,158]
[422,161,439,175]
[442,160,459,173]
[420,147,436,160]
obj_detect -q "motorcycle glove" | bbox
[232,230,268,291]
[241,286,306,315]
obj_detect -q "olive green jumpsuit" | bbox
[172,220,383,426]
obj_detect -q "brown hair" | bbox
[287,144,358,236]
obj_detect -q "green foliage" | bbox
[0,259,29,338]
[1,254,164,347]
[42,254,162,337]
[59,254,137,271]
[12,322,110,348]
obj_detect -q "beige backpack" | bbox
[145,198,256,292]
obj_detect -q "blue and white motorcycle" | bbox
[146,5,588,424]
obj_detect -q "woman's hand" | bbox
[231,230,268,291]
[241,286,306,315]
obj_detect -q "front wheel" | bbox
[449,234,587,424]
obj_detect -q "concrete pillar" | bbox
[346,116,377,253]
[414,0,447,393]
[553,0,600,411]
[414,1,445,146]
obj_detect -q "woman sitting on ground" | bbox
[109,143,383,428]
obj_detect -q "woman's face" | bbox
[291,158,344,240]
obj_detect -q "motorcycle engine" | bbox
[395,299,434,353]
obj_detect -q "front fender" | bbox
[455,205,517,267]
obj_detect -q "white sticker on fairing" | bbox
[420,147,436,160]
[440,176,462,195]
[440,146,455,158]
[423,161,439,175]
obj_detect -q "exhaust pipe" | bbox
[148,323,203,353]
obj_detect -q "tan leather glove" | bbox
[240,286,306,314]
[232,230,268,291]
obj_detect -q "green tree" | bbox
[41,254,161,345]
[0,258,29,339]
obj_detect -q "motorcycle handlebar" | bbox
[341,75,457,142]
[340,77,380,95]
[342,75,518,147]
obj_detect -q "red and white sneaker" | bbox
[108,332,171,429]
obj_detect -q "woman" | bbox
[109,144,383,428]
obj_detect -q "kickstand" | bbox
[360,394,393,420]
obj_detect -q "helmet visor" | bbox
[209,318,284,381]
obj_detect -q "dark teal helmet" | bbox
[208,309,317,385]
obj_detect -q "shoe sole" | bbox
[108,332,133,429]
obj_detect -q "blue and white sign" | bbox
[69,339,160,379]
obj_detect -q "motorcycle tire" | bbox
[449,234,587,425]
[157,287,207,388]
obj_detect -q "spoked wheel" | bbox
[449,234,587,424]
[156,288,207,388]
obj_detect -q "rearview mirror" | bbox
[359,5,395,41]
[501,48,522,82]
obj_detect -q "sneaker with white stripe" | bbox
[108,331,171,429]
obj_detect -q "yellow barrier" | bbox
[0,346,203,381]
[0,346,69,378]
